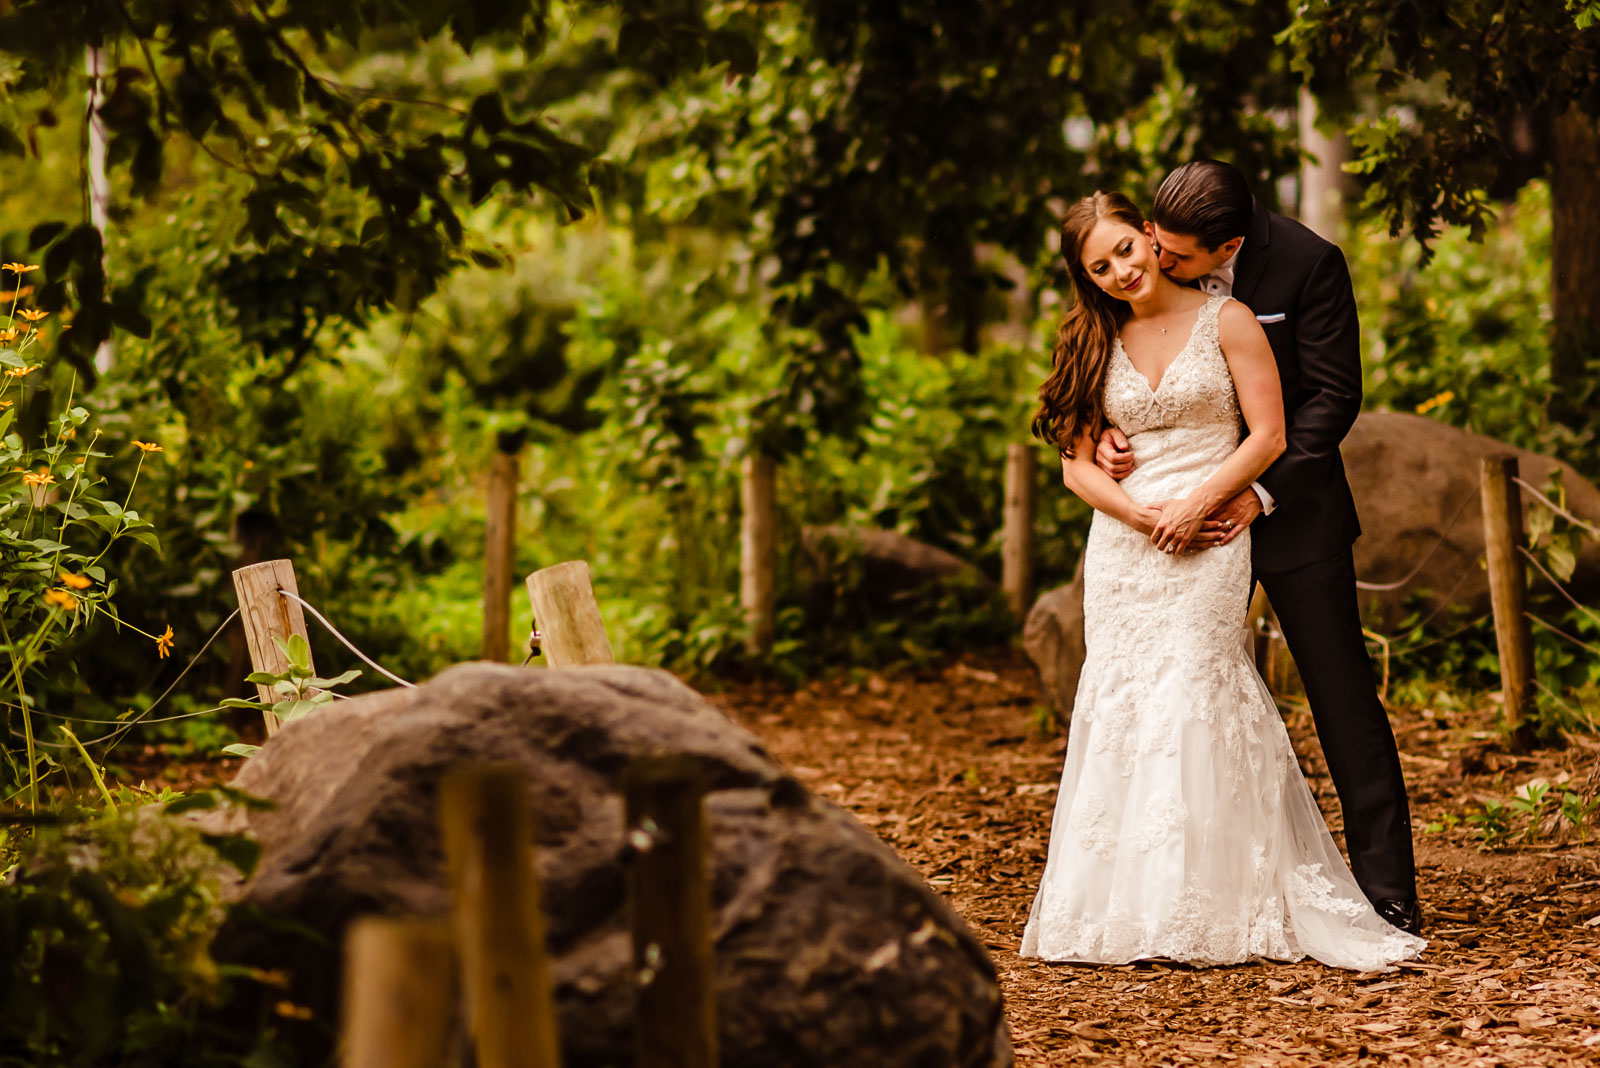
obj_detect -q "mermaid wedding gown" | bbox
[1020,295,1425,971]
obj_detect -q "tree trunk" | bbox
[1550,106,1600,415]
[1297,86,1350,242]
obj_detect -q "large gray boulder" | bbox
[210,663,1012,1068]
[1025,411,1600,719]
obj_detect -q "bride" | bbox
[1021,191,1425,970]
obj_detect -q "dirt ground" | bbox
[710,649,1600,1068]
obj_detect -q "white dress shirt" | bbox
[1198,244,1276,516]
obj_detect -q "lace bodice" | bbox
[1102,294,1241,506]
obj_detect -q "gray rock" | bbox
[1345,411,1600,625]
[801,525,992,602]
[1023,411,1600,719]
[210,663,1012,1068]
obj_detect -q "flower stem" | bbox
[61,724,116,812]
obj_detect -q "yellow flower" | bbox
[58,571,92,590]
[0,329,17,342]
[0,287,35,301]
[43,589,77,611]
[22,471,54,487]
[1414,390,1456,415]
[17,309,46,322]
[274,1001,314,1021]
[2,263,39,274]
[5,365,37,378]
[132,440,163,453]
[155,624,175,659]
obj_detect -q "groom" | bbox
[1094,159,1422,935]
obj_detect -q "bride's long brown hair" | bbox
[1032,191,1147,457]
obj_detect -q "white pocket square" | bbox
[1255,312,1286,324]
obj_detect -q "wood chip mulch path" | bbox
[711,649,1600,1067]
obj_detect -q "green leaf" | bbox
[162,791,220,814]
[219,697,266,710]
[126,529,161,551]
[306,669,361,688]
[245,670,285,685]
[1548,541,1578,583]
[279,699,318,722]
[199,831,263,877]
[221,743,262,759]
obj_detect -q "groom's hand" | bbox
[1094,427,1135,480]
[1196,489,1264,548]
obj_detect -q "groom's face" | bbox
[1147,223,1243,283]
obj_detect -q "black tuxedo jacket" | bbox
[1231,199,1363,574]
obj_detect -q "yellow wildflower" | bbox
[247,968,292,988]
[43,589,77,611]
[274,1001,314,1021]
[0,287,35,301]
[17,309,46,322]
[2,263,39,274]
[58,571,92,590]
[0,330,16,343]
[1414,390,1456,415]
[4,365,37,378]
[22,471,54,487]
[132,440,163,453]
[155,625,175,659]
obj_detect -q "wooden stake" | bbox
[232,559,314,736]
[740,455,776,657]
[341,916,458,1068]
[438,766,561,1068]
[1002,444,1037,620]
[484,448,521,663]
[1481,455,1535,748]
[626,756,718,1068]
[525,561,615,667]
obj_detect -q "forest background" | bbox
[0,1,1597,1064]
[0,0,1592,761]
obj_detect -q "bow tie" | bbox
[1199,262,1235,295]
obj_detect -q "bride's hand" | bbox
[1130,504,1163,538]
[1149,496,1209,555]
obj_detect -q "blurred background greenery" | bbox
[0,0,1592,753]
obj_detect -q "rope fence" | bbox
[1513,475,1600,539]
[1252,453,1600,751]
[1354,477,1481,593]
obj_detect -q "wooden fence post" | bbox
[1481,454,1535,748]
[1002,444,1037,620]
[341,916,458,1068]
[232,559,314,736]
[438,766,561,1068]
[625,756,718,1068]
[525,561,615,667]
[740,455,776,658]
[484,447,522,663]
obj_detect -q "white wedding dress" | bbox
[1020,295,1425,971]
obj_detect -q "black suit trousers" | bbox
[1255,549,1417,906]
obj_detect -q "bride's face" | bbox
[1078,219,1159,303]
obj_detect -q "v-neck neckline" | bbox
[1116,301,1209,395]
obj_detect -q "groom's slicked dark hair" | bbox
[1153,160,1253,251]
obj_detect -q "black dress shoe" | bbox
[1374,898,1423,936]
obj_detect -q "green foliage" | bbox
[1283,1,1600,256]
[218,636,361,759]
[1465,798,1513,850]
[1560,789,1599,843]
[1508,781,1552,843]
[1355,182,1562,455]
[0,797,294,1067]
[0,279,171,806]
